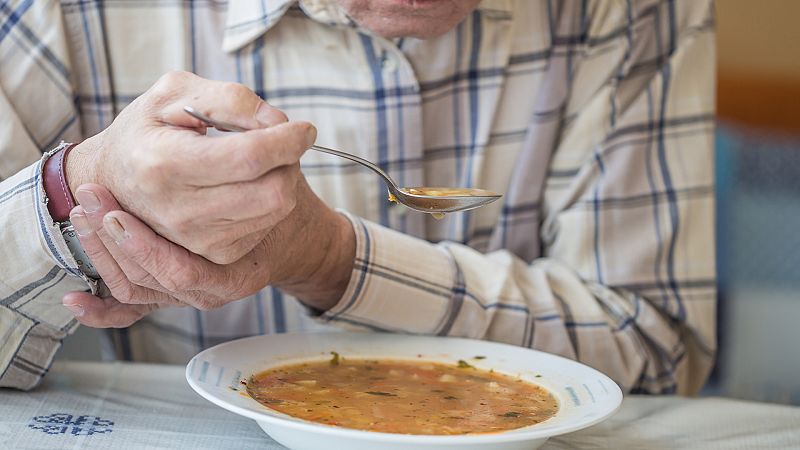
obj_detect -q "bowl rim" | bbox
[186,332,623,445]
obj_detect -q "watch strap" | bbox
[62,224,101,279]
[43,142,78,222]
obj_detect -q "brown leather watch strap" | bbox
[43,143,78,222]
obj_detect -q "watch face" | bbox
[61,224,101,279]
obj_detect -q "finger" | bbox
[169,121,316,186]
[195,163,300,224]
[70,206,178,306]
[103,210,245,307]
[73,185,166,293]
[152,71,288,130]
[62,291,161,328]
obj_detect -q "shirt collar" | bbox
[223,0,512,53]
[223,0,352,53]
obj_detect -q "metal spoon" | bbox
[183,106,502,215]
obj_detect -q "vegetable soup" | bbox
[246,356,558,435]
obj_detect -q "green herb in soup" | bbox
[246,358,558,435]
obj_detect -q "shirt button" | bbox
[382,56,397,72]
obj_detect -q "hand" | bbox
[66,71,315,264]
[63,181,355,327]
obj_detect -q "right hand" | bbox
[66,71,316,264]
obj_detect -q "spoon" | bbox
[184,106,502,215]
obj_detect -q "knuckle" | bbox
[150,71,188,101]
[157,70,192,90]
[219,82,252,102]
[160,260,201,292]
[82,245,106,262]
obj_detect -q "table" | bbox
[1,362,798,449]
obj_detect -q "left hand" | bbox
[63,181,355,328]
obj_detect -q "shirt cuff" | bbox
[0,306,71,390]
[318,212,461,334]
[36,152,98,292]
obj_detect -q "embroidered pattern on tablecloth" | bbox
[28,413,114,435]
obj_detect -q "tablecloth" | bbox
[1,362,798,449]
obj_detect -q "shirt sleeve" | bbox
[0,2,89,390]
[0,158,92,390]
[319,1,716,395]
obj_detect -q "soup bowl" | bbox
[186,332,622,450]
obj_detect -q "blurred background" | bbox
[58,0,800,406]
[711,0,800,405]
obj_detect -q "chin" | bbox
[369,20,457,39]
[337,0,482,39]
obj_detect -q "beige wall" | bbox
[716,0,800,79]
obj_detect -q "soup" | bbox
[246,356,558,435]
[400,187,499,197]
[388,188,499,220]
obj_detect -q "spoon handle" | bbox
[310,145,396,190]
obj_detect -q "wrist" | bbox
[273,188,356,311]
[65,135,100,196]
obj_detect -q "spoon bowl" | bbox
[183,106,502,215]
[392,187,502,214]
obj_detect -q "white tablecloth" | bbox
[1,362,798,449]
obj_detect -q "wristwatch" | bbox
[43,142,101,281]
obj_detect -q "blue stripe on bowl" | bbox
[583,383,596,403]
[199,361,210,383]
[565,386,582,407]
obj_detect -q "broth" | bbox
[246,357,557,435]
[400,187,499,197]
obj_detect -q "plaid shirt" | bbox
[0,0,715,394]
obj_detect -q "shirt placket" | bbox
[364,37,426,238]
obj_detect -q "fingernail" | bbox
[63,302,84,317]
[104,215,129,243]
[70,212,91,237]
[255,101,278,127]
[75,189,101,213]
[306,123,317,143]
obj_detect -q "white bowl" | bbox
[186,332,622,450]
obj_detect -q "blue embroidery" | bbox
[28,413,114,435]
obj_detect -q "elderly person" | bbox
[0,0,715,394]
